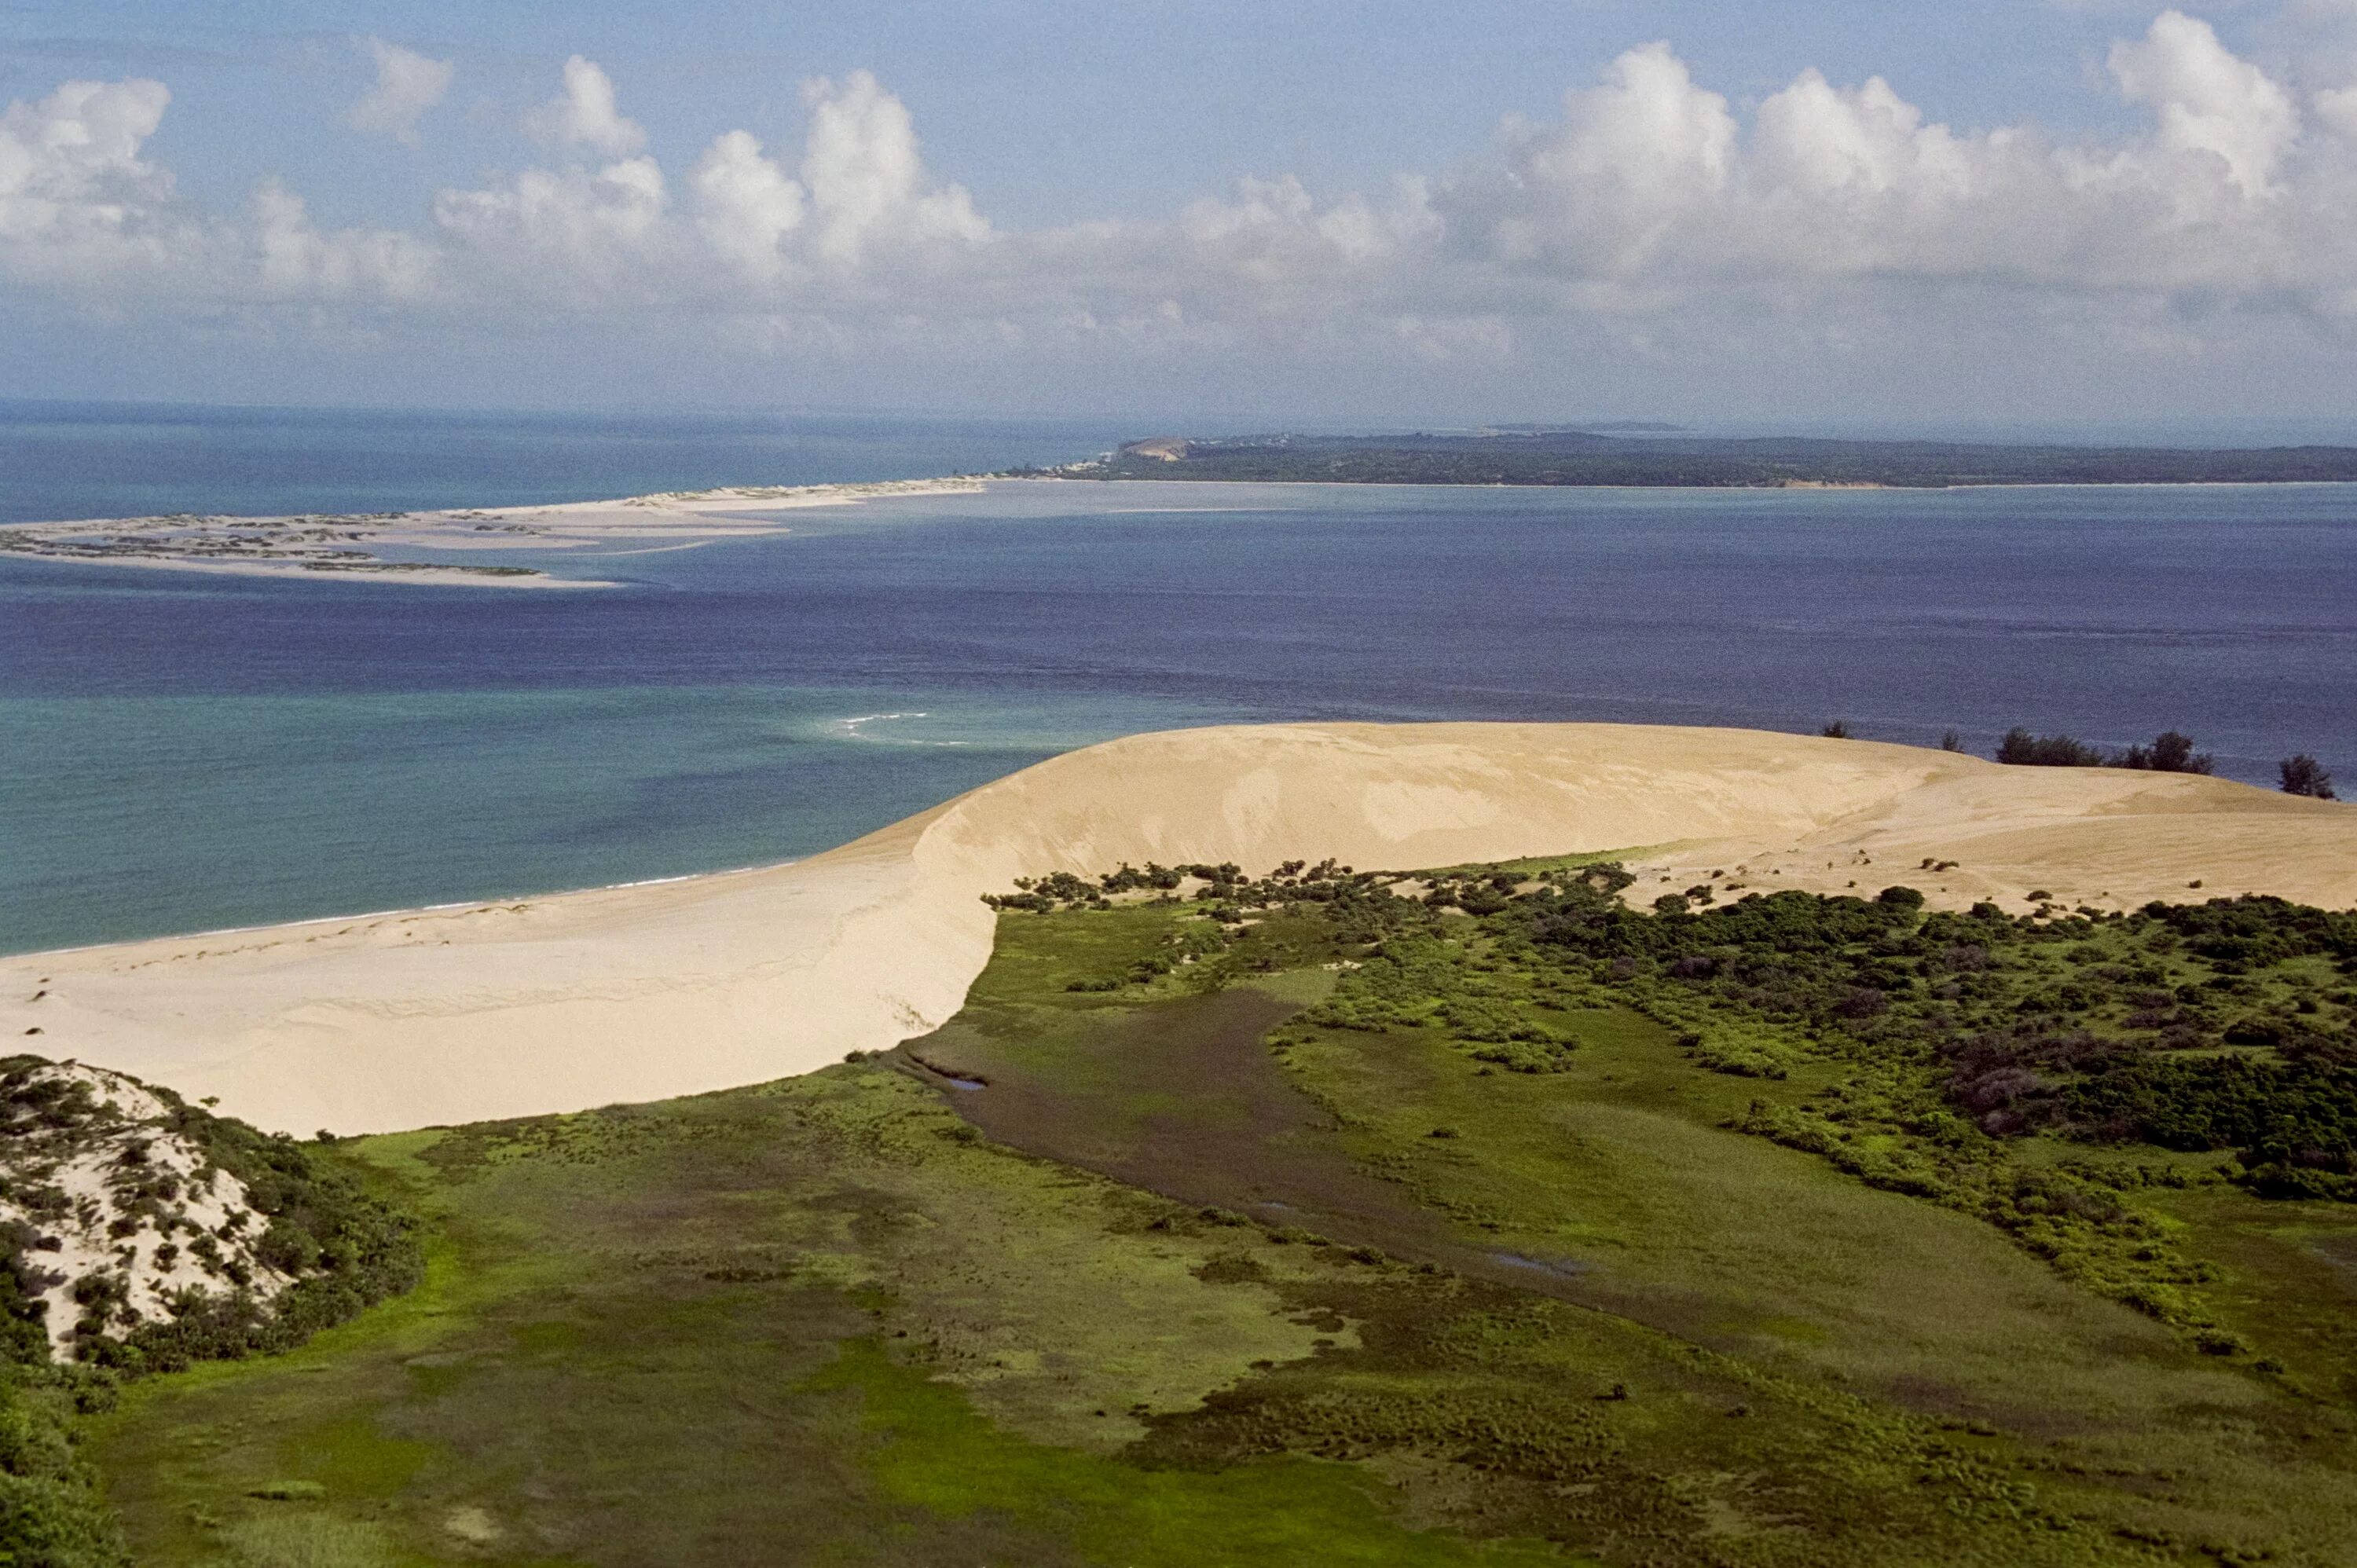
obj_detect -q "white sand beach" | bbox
[5,722,2352,1137]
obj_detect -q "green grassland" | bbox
[66,861,2357,1566]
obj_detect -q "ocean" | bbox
[5,403,2353,954]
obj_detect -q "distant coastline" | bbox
[1050,430,2357,489]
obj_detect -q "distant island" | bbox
[1057,430,2357,487]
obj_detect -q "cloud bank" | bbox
[6,10,2357,412]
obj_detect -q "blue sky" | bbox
[8,2,2186,222]
[5,2,2357,427]
[11,2,2248,225]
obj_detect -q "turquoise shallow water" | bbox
[0,688,1232,952]
[5,408,2355,955]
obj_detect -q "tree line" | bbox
[1816,720,2335,798]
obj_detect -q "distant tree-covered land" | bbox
[1068,430,2357,487]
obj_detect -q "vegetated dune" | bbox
[5,723,2353,1137]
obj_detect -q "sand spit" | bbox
[0,477,985,587]
[4,723,2352,1137]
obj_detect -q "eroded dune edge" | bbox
[5,721,2352,1137]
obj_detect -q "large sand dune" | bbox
[5,723,2352,1136]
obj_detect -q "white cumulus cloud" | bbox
[0,77,183,285]
[678,72,985,287]
[799,71,987,266]
[1750,71,1974,200]
[2109,9,2300,196]
[526,56,646,158]
[1436,16,2345,311]
[1483,42,1737,271]
[346,38,453,145]
[690,130,806,280]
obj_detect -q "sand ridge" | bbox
[5,722,2352,1136]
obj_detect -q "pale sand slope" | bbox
[5,723,2353,1138]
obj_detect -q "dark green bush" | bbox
[1996,728,2106,767]
[0,1370,126,1566]
[2114,731,2212,774]
[2280,754,2337,799]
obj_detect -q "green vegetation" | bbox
[0,1057,422,1374]
[56,859,2357,1565]
[80,1053,1573,1566]
[0,1367,130,1566]
[0,1062,421,1566]
[1992,729,2110,767]
[2282,754,2337,799]
[1995,727,2215,772]
[1835,722,2339,798]
[1075,430,2357,487]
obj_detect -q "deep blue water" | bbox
[5,405,2354,954]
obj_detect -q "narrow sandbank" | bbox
[5,723,2351,1137]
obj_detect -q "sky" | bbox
[5,2,2357,430]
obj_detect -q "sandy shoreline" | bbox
[5,721,2353,1138]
